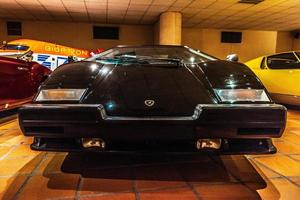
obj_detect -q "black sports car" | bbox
[18,45,286,154]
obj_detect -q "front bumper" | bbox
[18,103,287,153]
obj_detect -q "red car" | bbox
[0,53,50,111]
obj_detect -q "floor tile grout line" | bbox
[78,191,135,199]
[252,156,290,177]
[0,145,19,161]
[209,155,268,195]
[0,118,18,127]
[170,159,203,200]
[285,154,300,162]
[12,152,48,199]
[247,158,282,179]
[81,159,223,172]
[282,153,300,156]
[77,179,262,199]
[249,156,285,177]
[76,178,282,199]
[2,154,41,161]
[80,191,132,198]
[133,179,141,200]
[75,175,83,200]
[43,195,78,200]
[253,157,300,188]
[184,181,203,200]
[0,126,19,134]
[277,136,300,148]
[248,151,286,159]
[0,143,35,161]
[133,184,189,193]
[129,160,141,200]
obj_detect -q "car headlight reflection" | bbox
[35,89,86,101]
[214,89,270,102]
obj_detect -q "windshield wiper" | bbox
[114,54,183,67]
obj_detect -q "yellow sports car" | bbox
[245,51,300,105]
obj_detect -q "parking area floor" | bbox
[0,110,300,200]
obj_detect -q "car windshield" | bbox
[0,44,29,51]
[87,46,217,64]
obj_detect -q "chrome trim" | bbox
[98,104,201,121]
[23,104,101,109]
[22,103,285,121]
[195,103,285,109]
[99,103,285,121]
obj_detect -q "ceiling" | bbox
[0,0,299,31]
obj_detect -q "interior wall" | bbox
[0,19,292,62]
[276,31,293,52]
[182,28,278,62]
[0,20,154,50]
[153,20,160,45]
[291,36,300,51]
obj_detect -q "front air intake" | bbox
[237,128,281,135]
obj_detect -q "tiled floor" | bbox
[0,111,300,199]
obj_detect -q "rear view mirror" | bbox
[226,54,239,62]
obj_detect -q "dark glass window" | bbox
[87,46,216,64]
[295,52,300,59]
[6,21,22,36]
[267,53,300,69]
[221,31,242,43]
[0,44,29,51]
[93,26,119,40]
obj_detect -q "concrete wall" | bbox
[0,20,154,50]
[182,28,278,62]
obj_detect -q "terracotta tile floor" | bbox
[0,110,300,199]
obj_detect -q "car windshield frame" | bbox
[86,46,217,64]
[0,44,30,51]
[295,52,300,60]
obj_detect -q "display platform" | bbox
[0,109,300,199]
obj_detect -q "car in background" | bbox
[19,45,286,154]
[0,39,90,71]
[245,51,300,106]
[0,51,50,111]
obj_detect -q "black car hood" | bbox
[85,63,216,116]
[44,61,102,88]
[40,60,264,117]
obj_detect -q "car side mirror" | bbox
[19,51,33,62]
[68,56,78,63]
[226,54,239,62]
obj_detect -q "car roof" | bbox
[247,51,299,62]
[262,51,300,58]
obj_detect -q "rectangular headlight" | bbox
[35,89,86,101]
[214,89,270,102]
